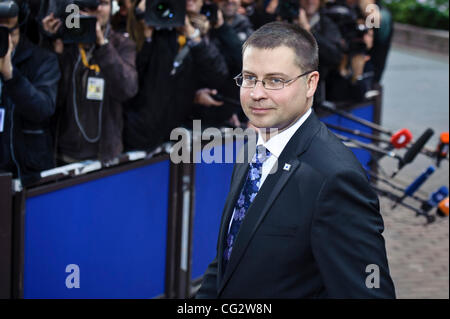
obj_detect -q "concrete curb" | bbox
[393,23,449,55]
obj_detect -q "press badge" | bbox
[86,77,105,101]
[0,108,5,133]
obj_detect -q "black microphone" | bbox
[392,128,434,178]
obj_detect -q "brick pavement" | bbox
[380,195,449,299]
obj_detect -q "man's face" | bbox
[218,0,241,18]
[300,0,321,17]
[186,0,204,14]
[86,0,111,27]
[0,16,20,51]
[241,46,318,132]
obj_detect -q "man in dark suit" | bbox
[196,21,395,299]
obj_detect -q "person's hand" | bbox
[237,6,246,15]
[215,9,224,29]
[135,0,153,38]
[364,29,374,51]
[42,13,62,35]
[350,54,371,83]
[96,21,107,46]
[266,0,278,14]
[298,8,310,32]
[137,0,145,11]
[181,16,202,43]
[194,89,224,107]
[53,39,64,54]
[0,35,13,80]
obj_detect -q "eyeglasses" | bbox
[234,70,316,90]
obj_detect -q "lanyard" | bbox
[78,44,101,74]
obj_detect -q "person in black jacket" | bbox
[0,3,60,186]
[298,0,343,105]
[217,0,254,43]
[42,0,138,164]
[123,0,229,151]
[188,0,244,128]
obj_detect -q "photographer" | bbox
[111,0,133,34]
[217,0,254,43]
[359,0,393,84]
[42,0,138,164]
[297,0,343,105]
[186,0,244,127]
[123,0,229,151]
[242,0,277,29]
[0,0,60,186]
[324,0,375,103]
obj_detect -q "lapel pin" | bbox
[283,163,292,171]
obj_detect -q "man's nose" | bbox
[250,81,268,100]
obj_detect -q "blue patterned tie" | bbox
[223,145,271,270]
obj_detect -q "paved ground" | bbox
[377,45,449,299]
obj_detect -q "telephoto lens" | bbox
[0,0,19,19]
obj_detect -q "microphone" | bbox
[390,128,413,149]
[435,132,449,167]
[319,101,393,136]
[421,186,449,212]
[392,166,435,209]
[392,128,434,178]
[437,197,449,217]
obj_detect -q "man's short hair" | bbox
[242,21,319,73]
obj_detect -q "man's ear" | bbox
[306,71,320,99]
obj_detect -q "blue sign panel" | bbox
[24,161,170,299]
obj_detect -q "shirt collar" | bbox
[257,108,312,159]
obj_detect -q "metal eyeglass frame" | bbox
[234,70,316,90]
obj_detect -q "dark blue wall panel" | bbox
[24,161,170,299]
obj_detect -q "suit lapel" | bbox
[217,111,323,296]
[217,146,256,281]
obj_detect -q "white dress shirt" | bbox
[256,108,312,188]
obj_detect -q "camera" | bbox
[0,0,19,57]
[276,0,299,23]
[200,3,218,27]
[142,0,186,29]
[62,15,98,44]
[324,2,369,55]
[39,0,100,44]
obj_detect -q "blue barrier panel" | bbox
[192,143,235,281]
[321,104,375,171]
[23,161,170,299]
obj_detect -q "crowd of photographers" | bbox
[0,0,393,185]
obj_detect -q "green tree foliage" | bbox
[382,0,449,30]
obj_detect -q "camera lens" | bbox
[156,2,175,20]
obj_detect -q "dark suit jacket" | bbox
[196,111,396,299]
